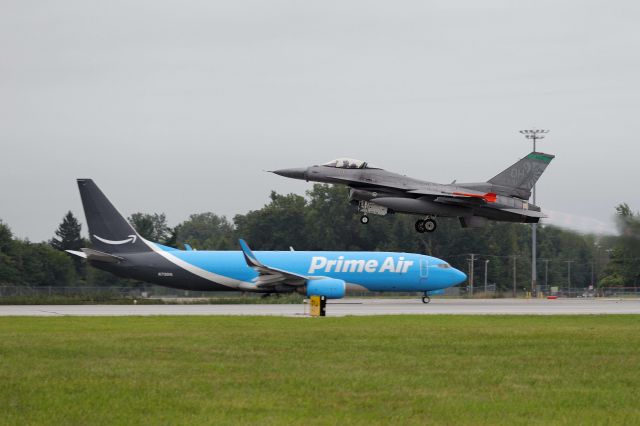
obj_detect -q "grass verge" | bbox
[1,315,639,425]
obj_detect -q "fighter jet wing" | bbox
[239,239,307,288]
[407,188,446,196]
[410,189,498,203]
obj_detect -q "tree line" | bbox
[0,184,638,289]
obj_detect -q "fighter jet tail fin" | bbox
[487,152,554,200]
[76,179,151,254]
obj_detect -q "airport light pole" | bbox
[565,260,574,297]
[468,254,476,296]
[484,259,490,294]
[519,129,550,297]
[542,259,550,289]
[512,255,519,297]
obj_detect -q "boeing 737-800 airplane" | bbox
[66,180,466,303]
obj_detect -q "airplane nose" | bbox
[271,167,307,180]
[452,268,467,285]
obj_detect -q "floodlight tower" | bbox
[519,128,549,296]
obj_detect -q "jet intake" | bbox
[349,188,395,201]
[305,278,346,299]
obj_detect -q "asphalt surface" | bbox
[1,298,640,316]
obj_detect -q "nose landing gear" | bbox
[421,293,431,304]
[360,215,369,224]
[415,217,437,233]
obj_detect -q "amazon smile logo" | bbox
[93,234,138,245]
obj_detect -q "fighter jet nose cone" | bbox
[272,167,307,180]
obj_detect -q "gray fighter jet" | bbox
[272,152,554,233]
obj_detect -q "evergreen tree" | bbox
[601,203,640,287]
[50,211,85,280]
[50,211,83,252]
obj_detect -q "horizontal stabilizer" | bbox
[501,208,547,219]
[66,248,124,263]
[65,250,87,259]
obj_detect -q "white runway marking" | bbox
[0,298,639,316]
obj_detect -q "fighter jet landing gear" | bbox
[415,217,437,233]
[357,201,387,225]
[421,294,431,304]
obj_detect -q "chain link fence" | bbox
[0,285,244,303]
[0,284,638,303]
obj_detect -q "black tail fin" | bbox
[77,179,151,254]
[487,152,555,200]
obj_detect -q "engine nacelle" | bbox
[305,278,346,299]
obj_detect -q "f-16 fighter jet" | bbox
[272,152,554,233]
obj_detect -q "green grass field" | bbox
[1,316,639,425]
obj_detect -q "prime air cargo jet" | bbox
[66,179,466,303]
[272,151,554,233]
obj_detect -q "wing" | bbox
[239,239,307,288]
[408,189,498,203]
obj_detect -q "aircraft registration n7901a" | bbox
[272,151,554,233]
[66,179,466,303]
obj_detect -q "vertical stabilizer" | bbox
[487,152,554,200]
[77,179,150,254]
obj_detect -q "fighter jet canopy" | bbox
[322,158,380,169]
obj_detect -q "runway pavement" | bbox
[1,298,640,316]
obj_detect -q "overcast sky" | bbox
[1,0,639,241]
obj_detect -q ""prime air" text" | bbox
[308,256,414,274]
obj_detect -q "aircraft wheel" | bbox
[424,219,437,232]
[360,215,369,225]
[422,296,431,304]
[415,220,426,233]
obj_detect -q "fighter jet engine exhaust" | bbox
[542,209,616,235]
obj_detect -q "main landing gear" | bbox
[360,215,370,224]
[415,217,437,233]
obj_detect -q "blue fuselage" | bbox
[122,244,467,294]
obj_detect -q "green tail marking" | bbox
[526,152,555,163]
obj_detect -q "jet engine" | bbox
[303,278,346,299]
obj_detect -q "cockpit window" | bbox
[437,263,451,269]
[322,158,380,169]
